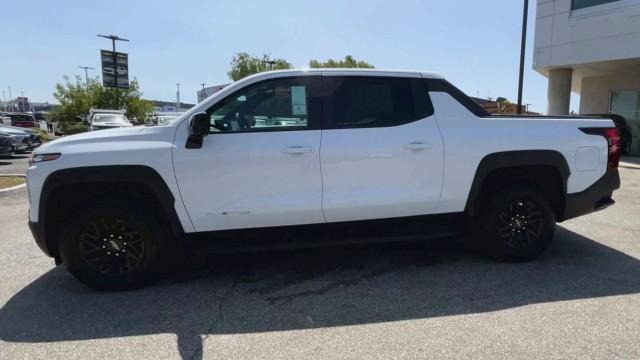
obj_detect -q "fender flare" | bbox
[464,150,570,217]
[37,165,184,256]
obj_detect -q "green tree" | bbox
[51,76,152,124]
[496,97,511,104]
[308,55,374,69]
[50,75,93,122]
[228,52,293,81]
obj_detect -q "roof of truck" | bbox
[261,68,444,79]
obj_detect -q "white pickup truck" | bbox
[26,69,621,290]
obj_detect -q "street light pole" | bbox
[517,0,529,115]
[77,66,95,87]
[7,86,12,112]
[97,34,129,108]
[176,83,181,111]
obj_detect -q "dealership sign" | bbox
[100,50,129,89]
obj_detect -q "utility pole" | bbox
[199,83,206,102]
[176,83,181,111]
[77,66,95,86]
[517,0,529,115]
[97,34,129,108]
[7,86,12,112]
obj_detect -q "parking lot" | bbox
[0,155,29,175]
[0,164,638,359]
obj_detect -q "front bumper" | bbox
[563,168,620,221]
[28,220,52,257]
[0,146,13,155]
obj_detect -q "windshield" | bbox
[92,114,128,123]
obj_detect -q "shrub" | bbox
[60,122,89,135]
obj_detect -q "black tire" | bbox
[471,186,555,262]
[59,199,164,291]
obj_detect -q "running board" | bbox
[185,213,465,254]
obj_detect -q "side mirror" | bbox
[186,112,208,149]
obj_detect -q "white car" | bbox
[26,69,621,290]
[88,110,133,130]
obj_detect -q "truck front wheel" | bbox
[59,199,163,291]
[472,186,555,262]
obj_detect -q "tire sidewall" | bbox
[475,187,555,262]
[60,199,163,291]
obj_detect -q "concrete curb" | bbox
[0,174,27,197]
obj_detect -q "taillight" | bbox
[580,127,620,168]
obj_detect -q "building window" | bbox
[572,0,622,10]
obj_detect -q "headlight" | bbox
[29,153,61,165]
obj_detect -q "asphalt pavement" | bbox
[0,166,639,359]
[0,155,29,175]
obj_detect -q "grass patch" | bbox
[0,176,25,190]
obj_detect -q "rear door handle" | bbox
[404,142,432,151]
[283,146,314,155]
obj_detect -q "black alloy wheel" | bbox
[473,186,555,262]
[60,199,163,291]
[496,200,544,249]
[76,215,147,276]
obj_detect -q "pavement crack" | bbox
[265,267,393,304]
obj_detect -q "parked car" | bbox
[27,69,621,290]
[0,131,15,156]
[34,112,48,122]
[584,113,633,155]
[9,113,38,128]
[0,126,30,153]
[610,114,632,155]
[0,124,41,150]
[146,112,182,126]
[87,109,133,130]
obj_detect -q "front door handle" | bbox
[283,146,314,155]
[404,142,432,151]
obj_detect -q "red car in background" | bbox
[9,113,37,128]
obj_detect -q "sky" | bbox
[0,0,579,113]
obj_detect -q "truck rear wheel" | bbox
[472,186,555,262]
[59,199,163,291]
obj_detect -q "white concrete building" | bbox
[534,0,640,154]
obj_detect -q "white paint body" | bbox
[27,69,614,234]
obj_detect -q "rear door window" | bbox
[323,76,432,129]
